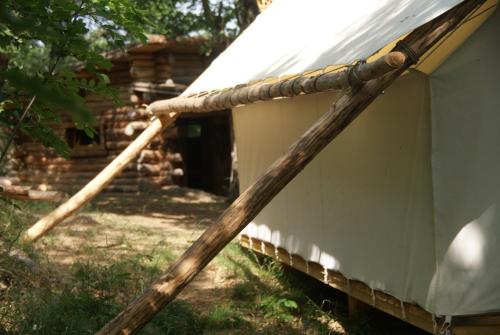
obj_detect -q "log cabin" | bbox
[9,36,233,195]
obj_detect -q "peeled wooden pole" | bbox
[23,52,406,244]
[147,50,410,117]
[22,114,178,243]
[97,2,484,333]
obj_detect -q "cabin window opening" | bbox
[64,125,107,157]
[65,127,101,148]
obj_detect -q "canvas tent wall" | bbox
[235,2,499,319]
[182,0,500,328]
[234,70,436,310]
[428,9,500,316]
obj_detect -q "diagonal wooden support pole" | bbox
[23,53,408,242]
[97,1,485,333]
[23,113,178,243]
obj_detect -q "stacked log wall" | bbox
[10,44,205,192]
[10,86,176,193]
[129,50,206,86]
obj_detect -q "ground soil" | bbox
[29,186,426,335]
[38,187,230,308]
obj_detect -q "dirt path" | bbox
[28,187,422,334]
[37,187,230,307]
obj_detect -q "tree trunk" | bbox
[97,1,485,333]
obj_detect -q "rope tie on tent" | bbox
[400,301,406,320]
[305,260,309,274]
[260,241,266,254]
[289,252,293,267]
[278,79,289,97]
[312,74,322,93]
[432,315,439,335]
[347,59,367,87]
[142,104,154,119]
[370,288,376,306]
[395,40,419,65]
[439,316,452,335]
[323,266,328,284]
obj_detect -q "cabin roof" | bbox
[74,35,206,72]
[104,35,206,62]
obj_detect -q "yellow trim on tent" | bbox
[418,0,497,73]
[364,0,497,74]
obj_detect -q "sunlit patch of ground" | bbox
[1,186,427,334]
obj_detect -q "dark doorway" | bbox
[177,111,232,195]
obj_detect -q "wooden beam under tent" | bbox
[96,1,485,333]
[241,234,500,335]
[23,52,407,243]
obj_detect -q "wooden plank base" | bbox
[348,295,372,319]
[240,235,500,335]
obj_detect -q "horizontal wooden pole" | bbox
[149,51,407,117]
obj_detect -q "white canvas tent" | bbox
[28,0,499,333]
[184,0,500,329]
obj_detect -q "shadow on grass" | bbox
[83,188,228,223]
[244,248,429,335]
[1,232,427,335]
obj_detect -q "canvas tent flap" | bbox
[234,71,436,311]
[183,0,465,96]
[234,6,500,317]
[429,8,500,316]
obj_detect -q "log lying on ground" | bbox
[96,1,483,333]
[0,177,20,187]
[22,114,178,243]
[0,185,65,201]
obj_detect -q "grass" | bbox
[0,193,425,334]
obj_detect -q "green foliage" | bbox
[204,305,249,331]
[232,281,257,300]
[0,0,259,161]
[260,295,299,322]
[142,300,205,335]
[0,198,50,253]
[1,194,366,335]
[134,0,259,56]
[0,0,147,159]
[10,288,119,335]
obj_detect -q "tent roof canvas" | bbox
[184,0,496,97]
[181,0,500,321]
